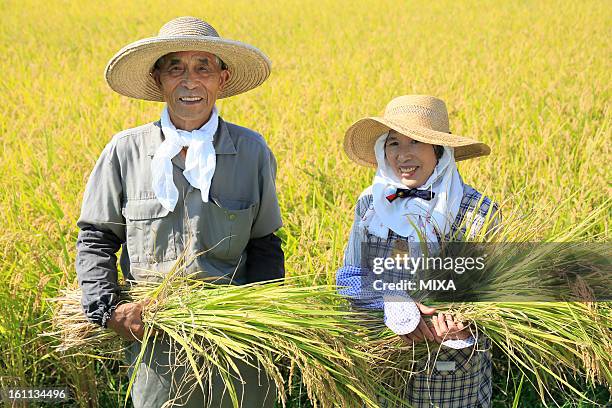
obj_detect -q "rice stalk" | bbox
[367,301,610,407]
[362,201,611,406]
[47,272,383,408]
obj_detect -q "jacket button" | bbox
[228,213,236,221]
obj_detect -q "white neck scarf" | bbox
[151,106,219,211]
[363,133,464,241]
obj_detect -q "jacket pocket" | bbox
[430,347,481,377]
[195,199,257,261]
[122,198,177,263]
[406,348,487,407]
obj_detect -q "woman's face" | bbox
[384,130,438,188]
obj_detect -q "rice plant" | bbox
[48,260,382,408]
[361,201,611,406]
[1,0,610,406]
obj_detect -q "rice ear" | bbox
[366,200,612,406]
[47,275,383,408]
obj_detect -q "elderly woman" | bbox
[337,95,500,407]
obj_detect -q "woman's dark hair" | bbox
[384,132,445,161]
[434,145,444,160]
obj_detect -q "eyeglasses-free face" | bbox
[152,50,230,131]
[384,130,438,189]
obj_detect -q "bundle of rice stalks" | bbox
[48,271,382,408]
[368,301,610,405]
[361,200,611,406]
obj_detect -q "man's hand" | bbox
[431,312,471,342]
[399,302,437,344]
[107,302,146,341]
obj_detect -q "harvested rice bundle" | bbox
[369,301,611,406]
[364,203,611,406]
[48,274,381,408]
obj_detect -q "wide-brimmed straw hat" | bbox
[105,16,271,101]
[344,95,491,167]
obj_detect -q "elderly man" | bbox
[76,16,283,407]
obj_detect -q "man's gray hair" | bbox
[152,53,228,72]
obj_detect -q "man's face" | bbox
[384,130,438,188]
[152,51,230,131]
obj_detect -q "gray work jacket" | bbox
[76,118,283,326]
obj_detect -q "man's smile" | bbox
[178,96,204,105]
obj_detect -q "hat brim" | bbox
[105,36,271,101]
[344,117,491,167]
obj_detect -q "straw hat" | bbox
[105,16,271,101]
[344,95,491,167]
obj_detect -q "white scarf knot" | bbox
[151,106,219,211]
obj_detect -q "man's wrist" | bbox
[101,303,119,329]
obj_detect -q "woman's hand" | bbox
[399,305,472,345]
[431,312,471,341]
[399,302,437,344]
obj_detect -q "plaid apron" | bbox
[361,184,498,408]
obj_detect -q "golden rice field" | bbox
[0,0,610,406]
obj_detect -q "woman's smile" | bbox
[398,165,419,177]
[385,130,437,188]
